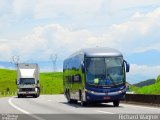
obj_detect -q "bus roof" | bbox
[69,47,123,58]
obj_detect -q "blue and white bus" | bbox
[63,47,130,106]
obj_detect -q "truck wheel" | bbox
[37,88,40,97]
[21,95,25,98]
[113,100,120,107]
[33,94,38,98]
[18,94,21,98]
[18,94,24,98]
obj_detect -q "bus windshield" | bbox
[19,78,35,85]
[85,57,125,86]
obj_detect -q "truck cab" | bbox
[17,63,40,98]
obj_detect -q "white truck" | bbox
[16,63,40,98]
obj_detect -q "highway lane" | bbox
[0,95,160,120]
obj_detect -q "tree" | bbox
[156,75,160,83]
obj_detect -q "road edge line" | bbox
[121,103,160,110]
[97,110,114,114]
[8,98,46,120]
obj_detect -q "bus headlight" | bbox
[121,88,126,93]
[85,89,95,94]
[120,86,126,93]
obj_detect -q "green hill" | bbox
[129,77,160,94]
[0,69,63,97]
[134,76,160,94]
[136,82,160,94]
[0,69,17,96]
[133,79,156,87]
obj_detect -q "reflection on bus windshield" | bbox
[85,57,124,86]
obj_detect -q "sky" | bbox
[0,0,160,84]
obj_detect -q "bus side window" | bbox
[66,76,72,84]
[72,74,81,83]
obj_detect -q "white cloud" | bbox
[32,0,160,20]
[1,0,158,28]
[34,0,103,19]
[12,0,35,16]
[0,6,160,61]
[108,0,160,12]
[99,7,160,54]
[0,24,101,61]
[129,64,160,77]
[127,64,160,83]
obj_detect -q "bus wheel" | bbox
[81,101,87,106]
[66,90,71,103]
[71,99,78,104]
[80,94,87,106]
[113,100,120,107]
[67,92,77,103]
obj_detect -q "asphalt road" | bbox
[0,95,160,120]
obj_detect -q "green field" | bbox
[0,69,64,97]
[0,68,160,97]
[128,80,160,95]
[135,82,160,94]
[40,72,63,94]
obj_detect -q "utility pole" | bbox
[50,54,58,73]
[50,54,58,81]
[11,56,20,68]
[10,55,20,94]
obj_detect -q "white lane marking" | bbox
[121,104,160,111]
[97,110,114,114]
[8,98,46,120]
[47,100,52,102]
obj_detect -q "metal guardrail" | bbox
[123,94,160,105]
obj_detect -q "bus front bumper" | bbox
[85,90,125,102]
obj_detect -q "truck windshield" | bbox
[85,57,125,86]
[19,78,35,85]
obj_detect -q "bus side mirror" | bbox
[124,60,130,72]
[81,61,85,73]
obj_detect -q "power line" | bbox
[11,56,20,69]
[50,54,58,73]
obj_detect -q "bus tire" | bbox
[113,100,120,107]
[66,89,71,103]
[81,101,87,106]
[71,99,78,104]
[66,89,77,104]
[80,92,87,106]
